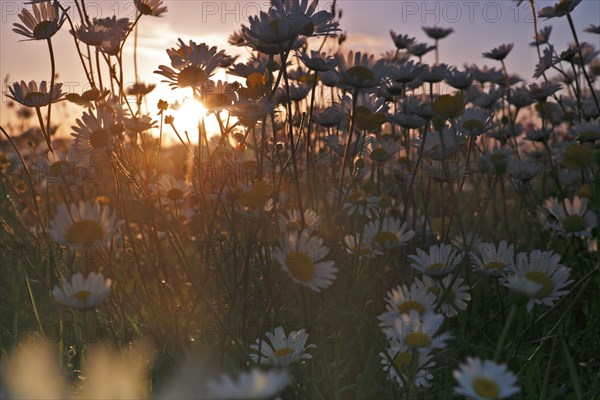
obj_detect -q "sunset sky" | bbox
[1,0,599,138]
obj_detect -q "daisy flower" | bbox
[504,250,572,312]
[273,229,337,292]
[415,275,471,318]
[155,39,230,90]
[364,217,415,254]
[470,241,515,277]
[416,127,464,161]
[343,233,372,259]
[134,0,168,17]
[35,147,89,187]
[342,190,380,219]
[383,310,450,351]
[378,284,436,330]
[541,196,597,238]
[482,44,514,61]
[456,108,496,137]
[507,159,539,184]
[278,209,320,233]
[52,272,112,310]
[409,244,463,277]
[389,31,416,50]
[379,340,435,388]
[13,1,67,40]
[538,0,582,19]
[71,109,117,153]
[422,26,454,40]
[7,80,63,108]
[49,201,122,246]
[366,137,401,162]
[334,51,388,90]
[297,50,334,72]
[453,357,520,400]
[408,43,436,59]
[206,368,289,400]
[250,326,316,368]
[149,174,192,204]
[573,121,600,142]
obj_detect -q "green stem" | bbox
[494,304,517,361]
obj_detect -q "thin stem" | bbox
[494,304,517,361]
[46,38,56,152]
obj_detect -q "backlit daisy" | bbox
[278,209,320,233]
[273,229,337,292]
[470,241,515,277]
[453,357,520,400]
[52,272,112,310]
[334,51,388,90]
[49,200,122,246]
[364,217,415,254]
[379,340,435,388]
[206,368,289,400]
[13,1,67,40]
[541,196,597,238]
[149,175,192,204]
[7,81,63,108]
[389,31,416,50]
[155,39,230,90]
[409,244,463,277]
[134,0,168,17]
[423,26,454,40]
[71,109,118,153]
[483,44,514,61]
[504,250,572,313]
[250,326,316,368]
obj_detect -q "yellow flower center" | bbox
[285,252,315,282]
[89,128,110,149]
[136,2,153,15]
[166,188,184,202]
[374,231,398,246]
[405,332,432,348]
[346,66,375,83]
[24,91,45,105]
[370,148,390,161]
[274,347,295,357]
[177,66,206,87]
[525,271,553,298]
[472,377,500,399]
[393,351,412,373]
[33,21,57,39]
[486,261,506,271]
[66,220,105,243]
[71,290,91,303]
[426,262,446,273]
[462,119,485,132]
[398,300,425,315]
[562,215,587,233]
[286,221,302,231]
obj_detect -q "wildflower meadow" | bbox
[0,0,599,398]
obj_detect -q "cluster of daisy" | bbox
[1,0,599,398]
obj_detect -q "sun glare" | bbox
[165,97,224,144]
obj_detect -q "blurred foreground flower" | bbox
[453,357,520,400]
[206,368,289,399]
